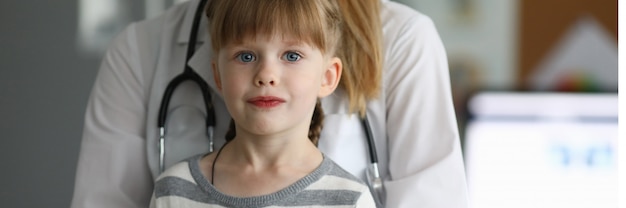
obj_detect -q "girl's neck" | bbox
[201,131,323,197]
[223,133,321,169]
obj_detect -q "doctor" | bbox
[71,0,469,207]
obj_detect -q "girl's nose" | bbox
[254,61,279,87]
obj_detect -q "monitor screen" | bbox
[463,92,617,208]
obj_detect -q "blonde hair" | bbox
[206,0,342,145]
[206,0,342,57]
[336,0,383,116]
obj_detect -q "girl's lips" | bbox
[247,96,285,108]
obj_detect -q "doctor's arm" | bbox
[383,15,469,208]
[71,23,153,208]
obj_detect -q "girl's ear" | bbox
[212,61,222,91]
[318,57,342,98]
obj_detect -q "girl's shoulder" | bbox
[290,157,372,206]
[312,157,369,189]
[155,154,203,182]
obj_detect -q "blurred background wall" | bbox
[0,0,617,207]
[0,1,144,207]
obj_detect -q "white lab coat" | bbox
[71,0,469,207]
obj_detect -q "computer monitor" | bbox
[463,92,617,208]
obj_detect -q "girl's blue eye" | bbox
[283,52,301,62]
[237,52,256,62]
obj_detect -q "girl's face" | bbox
[213,34,341,140]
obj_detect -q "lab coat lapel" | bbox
[177,0,202,44]
[179,0,220,94]
[187,38,219,93]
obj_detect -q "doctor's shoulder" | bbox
[106,1,199,86]
[381,0,438,33]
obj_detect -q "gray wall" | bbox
[0,1,142,207]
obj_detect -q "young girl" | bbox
[149,0,376,207]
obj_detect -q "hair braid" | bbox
[308,100,324,146]
[224,119,236,143]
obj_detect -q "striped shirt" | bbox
[150,154,376,208]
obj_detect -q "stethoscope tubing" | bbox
[360,114,380,178]
[157,0,213,173]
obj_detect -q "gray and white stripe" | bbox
[151,154,375,208]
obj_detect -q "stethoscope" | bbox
[156,0,384,206]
